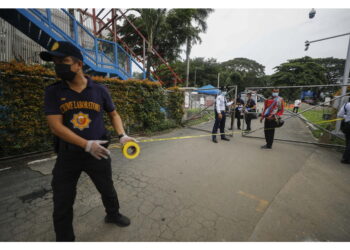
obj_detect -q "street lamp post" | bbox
[217,72,220,88]
[194,67,197,86]
[305,33,350,134]
[305,9,350,134]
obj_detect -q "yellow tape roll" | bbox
[122,141,140,159]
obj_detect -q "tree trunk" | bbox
[185,37,191,87]
[146,30,154,79]
[146,52,152,79]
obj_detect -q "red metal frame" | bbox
[76,8,183,86]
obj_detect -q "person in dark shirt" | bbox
[244,92,256,131]
[234,95,245,130]
[40,41,136,241]
[260,89,284,149]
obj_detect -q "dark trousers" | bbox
[245,113,252,130]
[51,150,119,242]
[264,119,275,148]
[293,107,299,113]
[212,111,226,139]
[235,111,241,129]
[343,132,350,162]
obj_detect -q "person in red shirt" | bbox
[260,88,284,149]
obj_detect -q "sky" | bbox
[189,8,350,75]
[7,0,350,77]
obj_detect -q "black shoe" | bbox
[212,138,218,143]
[261,145,272,149]
[221,137,230,141]
[228,127,233,130]
[105,213,131,227]
[341,159,350,164]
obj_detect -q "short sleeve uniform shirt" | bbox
[44,77,115,140]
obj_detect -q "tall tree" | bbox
[220,57,266,91]
[115,9,213,85]
[312,57,345,85]
[180,9,214,87]
[133,9,167,78]
[271,57,328,101]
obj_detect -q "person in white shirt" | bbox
[293,99,301,113]
[337,101,350,164]
[212,86,233,143]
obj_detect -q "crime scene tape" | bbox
[110,117,345,159]
[109,131,241,159]
[313,117,343,125]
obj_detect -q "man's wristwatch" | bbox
[118,133,126,139]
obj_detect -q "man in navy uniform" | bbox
[40,41,136,241]
[212,86,233,143]
[243,92,256,131]
[234,94,245,130]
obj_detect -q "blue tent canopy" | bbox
[196,84,220,95]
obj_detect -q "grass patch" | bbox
[301,108,345,145]
[183,110,214,127]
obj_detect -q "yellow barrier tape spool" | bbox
[122,141,141,160]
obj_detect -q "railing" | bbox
[17,9,148,80]
[0,17,45,63]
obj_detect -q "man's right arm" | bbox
[47,115,87,149]
[337,104,346,118]
[216,96,221,113]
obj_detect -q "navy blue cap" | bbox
[40,41,83,62]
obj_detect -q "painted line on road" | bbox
[27,156,57,166]
[237,190,269,213]
[0,167,12,172]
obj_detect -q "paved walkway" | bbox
[0,115,350,241]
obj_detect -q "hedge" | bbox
[0,61,184,157]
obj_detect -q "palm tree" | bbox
[134,8,167,79]
[184,9,214,87]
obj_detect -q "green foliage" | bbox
[179,57,220,87]
[312,57,345,85]
[116,9,213,86]
[0,62,184,157]
[270,57,328,102]
[221,57,265,77]
[302,108,345,145]
[166,87,185,124]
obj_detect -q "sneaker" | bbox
[212,138,218,143]
[221,137,230,141]
[261,145,272,149]
[105,213,131,227]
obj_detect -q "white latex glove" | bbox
[85,140,110,160]
[120,135,138,145]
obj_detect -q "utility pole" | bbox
[217,73,220,88]
[305,8,350,134]
[336,36,350,133]
[194,68,197,86]
[304,32,350,134]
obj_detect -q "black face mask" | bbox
[54,64,76,82]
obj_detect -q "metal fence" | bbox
[242,84,350,148]
[0,17,44,64]
[0,10,84,64]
